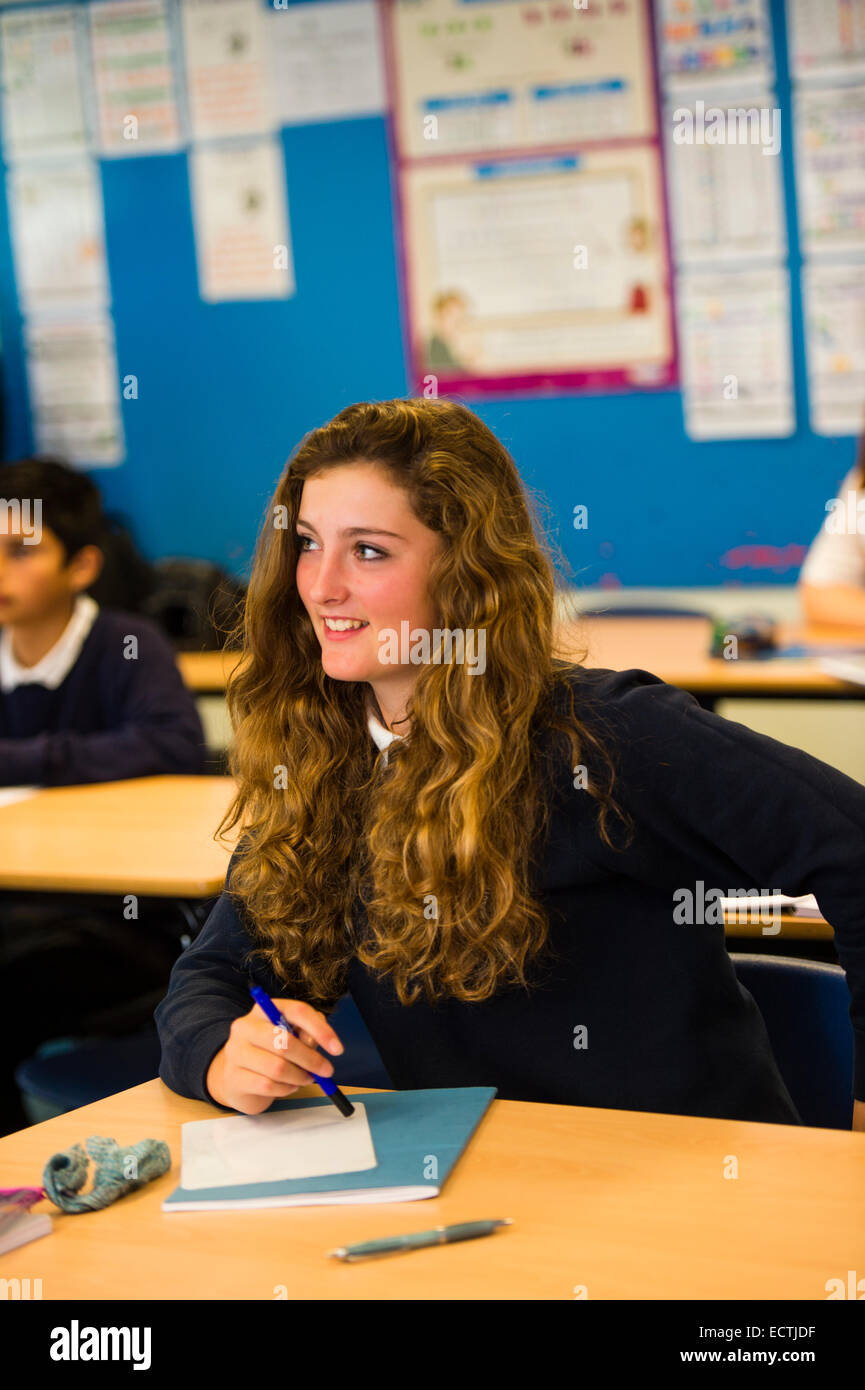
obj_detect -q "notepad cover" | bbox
[161,1086,497,1211]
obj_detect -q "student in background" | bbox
[0,457,205,784]
[156,397,865,1134]
[0,458,207,1136]
[799,434,865,630]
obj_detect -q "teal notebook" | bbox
[162,1086,497,1212]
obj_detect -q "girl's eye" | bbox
[295,533,385,560]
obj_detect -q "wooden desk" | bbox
[0,1079,862,1299]
[178,620,865,701]
[0,776,237,896]
[176,650,242,694]
[724,912,833,940]
[560,617,865,702]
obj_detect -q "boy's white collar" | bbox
[0,594,99,693]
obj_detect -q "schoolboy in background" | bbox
[0,458,207,1135]
[0,457,205,783]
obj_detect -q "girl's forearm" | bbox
[800,583,865,630]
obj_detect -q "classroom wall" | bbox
[0,0,859,590]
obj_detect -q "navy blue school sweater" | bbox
[154,666,865,1124]
[0,610,206,785]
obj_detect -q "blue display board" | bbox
[0,0,858,588]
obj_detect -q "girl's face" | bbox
[294,461,444,723]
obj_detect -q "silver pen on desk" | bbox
[328,1218,513,1262]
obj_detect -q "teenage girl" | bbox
[156,398,865,1130]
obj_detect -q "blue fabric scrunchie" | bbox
[43,1135,170,1213]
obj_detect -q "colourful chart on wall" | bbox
[675,265,795,440]
[802,260,865,435]
[793,81,865,257]
[388,0,657,158]
[655,0,774,91]
[385,0,675,398]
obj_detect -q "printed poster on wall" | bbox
[786,0,865,83]
[655,0,774,92]
[0,5,91,159]
[189,137,294,302]
[675,266,795,440]
[401,145,674,396]
[793,82,865,257]
[23,313,125,466]
[88,0,184,154]
[389,0,657,160]
[802,259,865,436]
[181,0,275,139]
[268,0,386,126]
[387,0,673,398]
[662,93,786,265]
[6,158,109,311]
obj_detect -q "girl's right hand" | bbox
[205,999,344,1114]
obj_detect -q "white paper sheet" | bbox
[189,137,293,302]
[87,0,184,154]
[181,0,274,139]
[802,259,865,436]
[786,0,865,83]
[6,159,109,312]
[23,313,125,466]
[268,0,385,126]
[180,1102,377,1190]
[794,83,865,258]
[0,787,39,809]
[663,94,786,265]
[0,6,90,159]
[676,266,795,440]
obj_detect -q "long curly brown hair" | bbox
[219,397,632,1011]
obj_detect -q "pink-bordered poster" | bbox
[381,0,677,399]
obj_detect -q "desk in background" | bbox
[178,620,865,707]
[0,1079,862,1299]
[0,776,236,897]
[561,617,865,709]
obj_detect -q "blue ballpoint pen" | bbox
[249,985,355,1117]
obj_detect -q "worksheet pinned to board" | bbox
[793,82,865,259]
[802,260,865,436]
[189,137,294,302]
[23,313,125,466]
[268,0,385,126]
[6,159,109,311]
[180,0,275,139]
[786,0,865,83]
[0,5,91,160]
[675,266,795,440]
[180,1102,378,1190]
[662,93,787,266]
[87,0,185,155]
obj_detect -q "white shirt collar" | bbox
[0,594,99,693]
[366,694,404,760]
